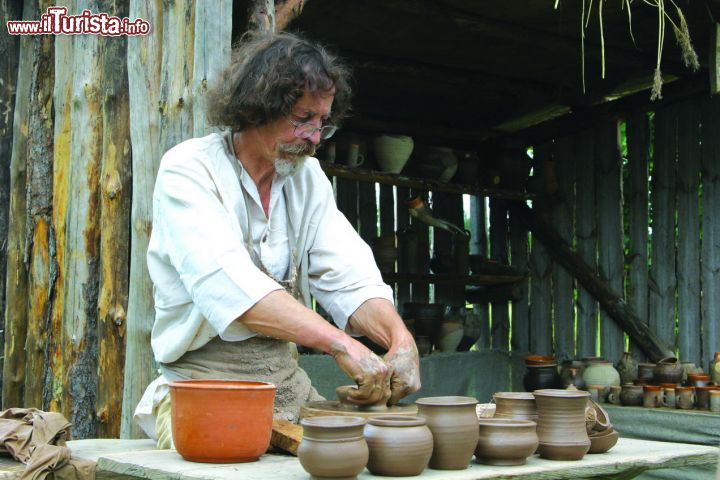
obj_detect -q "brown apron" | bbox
[159,131,324,422]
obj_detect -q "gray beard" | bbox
[275,141,315,176]
[274,156,305,176]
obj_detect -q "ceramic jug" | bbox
[582,360,621,388]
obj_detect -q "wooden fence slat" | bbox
[489,198,509,350]
[701,97,720,369]
[192,0,232,137]
[97,0,131,437]
[625,112,650,363]
[2,0,35,409]
[410,188,430,303]
[394,186,410,311]
[676,100,702,365]
[649,107,678,352]
[24,1,55,410]
[358,182,377,243]
[433,191,464,309]
[552,136,576,361]
[575,129,597,357]
[0,0,23,397]
[121,0,164,439]
[509,205,529,353]
[529,142,553,355]
[470,196,490,350]
[595,120,624,362]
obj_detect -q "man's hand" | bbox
[384,343,421,405]
[329,339,392,406]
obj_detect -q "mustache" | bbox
[279,141,316,157]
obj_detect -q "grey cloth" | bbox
[161,335,324,423]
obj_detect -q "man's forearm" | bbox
[348,298,414,355]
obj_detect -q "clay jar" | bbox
[653,357,683,385]
[582,360,621,389]
[363,415,433,477]
[636,363,656,384]
[475,418,539,466]
[533,389,591,461]
[688,373,712,388]
[169,380,276,463]
[298,416,368,480]
[493,392,538,422]
[675,386,696,409]
[695,386,718,410]
[415,396,479,470]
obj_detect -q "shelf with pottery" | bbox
[321,162,533,201]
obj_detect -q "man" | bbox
[134,32,420,447]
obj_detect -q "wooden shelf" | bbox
[321,163,534,200]
[381,272,524,286]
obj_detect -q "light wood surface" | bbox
[53,437,718,480]
[270,419,303,456]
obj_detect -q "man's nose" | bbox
[308,129,322,145]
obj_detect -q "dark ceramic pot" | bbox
[637,363,656,384]
[524,364,563,392]
[416,396,479,470]
[653,357,683,385]
[619,384,644,406]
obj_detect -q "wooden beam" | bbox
[710,22,720,95]
[509,203,674,362]
[276,0,306,31]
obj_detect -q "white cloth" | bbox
[134,132,393,438]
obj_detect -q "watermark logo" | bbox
[7,6,151,36]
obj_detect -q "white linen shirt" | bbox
[147,132,393,364]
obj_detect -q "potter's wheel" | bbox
[300,400,417,419]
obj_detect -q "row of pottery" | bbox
[599,383,720,410]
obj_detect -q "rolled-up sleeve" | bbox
[153,154,283,340]
[306,179,394,330]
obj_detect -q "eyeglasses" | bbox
[286,116,338,140]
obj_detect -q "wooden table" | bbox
[54,437,717,480]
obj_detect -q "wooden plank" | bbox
[676,99,702,366]
[394,186,410,310]
[91,438,719,480]
[625,111,650,363]
[433,191,464,309]
[122,0,164,438]
[270,419,302,456]
[23,0,55,410]
[358,182,377,243]
[2,0,34,410]
[701,96,720,370]
[711,23,720,95]
[649,106,678,352]
[470,196,490,350]
[97,0,132,438]
[192,0,232,137]
[595,120,624,362]
[509,205,529,353]
[0,0,23,395]
[551,136,576,361]
[574,128,598,358]
[410,188,430,304]
[489,198,509,350]
[528,142,553,356]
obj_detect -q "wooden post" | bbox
[701,96,720,368]
[121,0,163,438]
[552,136,576,361]
[470,196,491,350]
[24,0,55,411]
[0,0,23,394]
[625,112,650,362]
[595,120,624,362]
[510,203,674,362]
[575,128,598,358]
[2,0,34,409]
[676,100,701,366]
[489,198,509,350]
[710,23,720,95]
[508,205,529,353]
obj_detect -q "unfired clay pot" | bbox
[363,415,433,476]
[493,392,538,422]
[415,396,479,470]
[475,418,539,466]
[169,380,276,463]
[298,416,368,480]
[533,389,591,461]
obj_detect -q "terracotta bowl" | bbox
[475,418,539,466]
[525,355,556,365]
[169,379,276,463]
[588,428,619,454]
